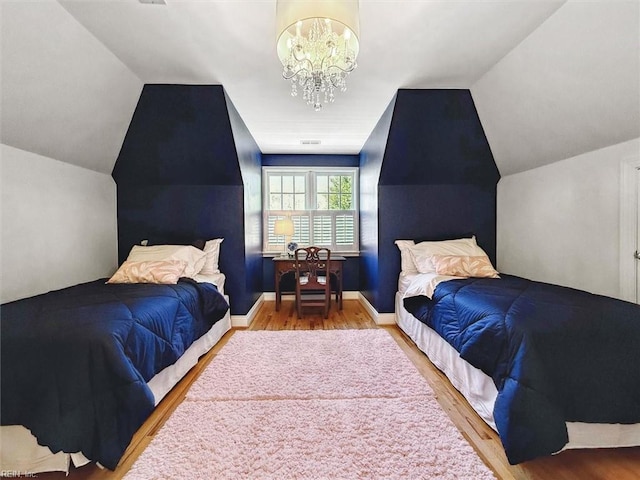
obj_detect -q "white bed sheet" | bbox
[397,272,415,295]
[395,291,640,454]
[399,271,460,299]
[0,281,231,475]
[191,272,225,295]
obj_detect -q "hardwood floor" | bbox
[40,299,639,479]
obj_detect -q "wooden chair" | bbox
[277,270,340,307]
[294,246,332,318]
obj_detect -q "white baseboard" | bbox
[375,313,398,325]
[358,292,397,325]
[254,291,396,325]
[231,293,264,328]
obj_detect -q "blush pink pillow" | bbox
[107,260,187,284]
[430,255,499,278]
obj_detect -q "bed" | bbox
[0,240,230,474]
[394,237,640,464]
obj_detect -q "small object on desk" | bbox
[287,241,298,257]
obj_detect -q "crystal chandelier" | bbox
[276,0,360,111]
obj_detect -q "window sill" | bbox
[262,251,360,258]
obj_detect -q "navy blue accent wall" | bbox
[225,91,263,312]
[380,90,499,186]
[113,84,262,315]
[263,154,359,167]
[359,95,396,309]
[360,89,499,313]
[113,85,242,186]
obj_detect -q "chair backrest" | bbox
[293,247,332,317]
[294,246,331,285]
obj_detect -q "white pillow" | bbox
[394,240,417,274]
[201,238,224,274]
[409,236,488,274]
[126,245,206,277]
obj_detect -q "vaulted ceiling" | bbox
[1,0,638,176]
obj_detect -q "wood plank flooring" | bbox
[39,299,640,480]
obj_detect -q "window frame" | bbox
[262,166,359,255]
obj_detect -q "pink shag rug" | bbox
[124,330,496,480]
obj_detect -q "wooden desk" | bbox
[273,255,346,311]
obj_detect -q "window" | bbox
[263,167,359,253]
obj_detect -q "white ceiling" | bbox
[57,0,565,156]
[1,0,638,176]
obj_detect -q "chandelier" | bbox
[276,0,360,111]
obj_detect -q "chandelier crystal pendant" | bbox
[276,0,360,111]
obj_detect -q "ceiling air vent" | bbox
[139,0,166,4]
[300,140,321,145]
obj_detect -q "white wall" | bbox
[497,138,640,300]
[0,144,117,303]
[0,1,143,303]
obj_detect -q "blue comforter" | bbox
[403,275,640,464]
[1,278,229,470]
